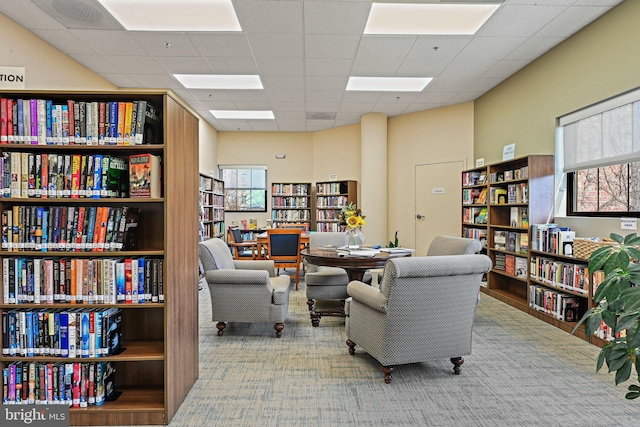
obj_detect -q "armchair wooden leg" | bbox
[306,299,314,311]
[450,357,464,374]
[346,339,356,355]
[216,322,226,336]
[310,313,321,327]
[381,365,394,384]
[274,323,284,338]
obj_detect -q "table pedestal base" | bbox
[307,299,346,327]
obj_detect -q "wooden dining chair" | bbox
[267,228,302,290]
[228,226,258,260]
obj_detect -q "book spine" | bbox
[0,98,7,143]
[98,102,106,145]
[92,154,102,198]
[37,99,46,145]
[67,100,75,144]
[91,101,99,146]
[116,261,125,303]
[30,98,38,144]
[61,104,70,144]
[116,101,125,145]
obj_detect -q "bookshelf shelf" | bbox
[315,180,357,232]
[0,90,199,425]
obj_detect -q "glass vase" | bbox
[345,227,365,248]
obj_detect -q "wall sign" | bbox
[502,143,516,160]
[0,66,25,89]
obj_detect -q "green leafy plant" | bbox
[572,232,640,399]
[388,231,399,248]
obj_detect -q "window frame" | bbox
[219,166,268,213]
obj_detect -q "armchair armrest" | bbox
[346,281,387,313]
[205,268,270,285]
[233,260,277,277]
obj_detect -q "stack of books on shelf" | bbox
[529,284,583,322]
[530,255,589,295]
[531,224,576,255]
[0,97,160,146]
[490,166,528,183]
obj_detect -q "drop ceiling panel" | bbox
[129,33,200,57]
[306,90,344,103]
[404,36,472,62]
[424,78,475,93]
[203,56,259,74]
[129,74,182,89]
[463,37,527,59]
[537,6,612,38]
[266,90,305,103]
[305,76,349,92]
[342,92,382,103]
[395,60,449,78]
[99,73,139,88]
[478,4,568,38]
[234,0,303,34]
[403,103,445,114]
[189,34,253,57]
[262,75,304,91]
[187,90,233,102]
[30,29,95,54]
[482,60,531,79]
[69,30,146,55]
[305,103,340,112]
[276,119,307,127]
[0,2,64,30]
[248,121,280,131]
[155,56,212,74]
[413,91,459,104]
[305,58,354,77]
[464,77,505,93]
[255,58,304,76]
[226,90,269,102]
[304,34,361,59]
[199,100,238,110]
[247,33,304,58]
[70,54,122,74]
[339,103,375,113]
[377,92,420,104]
[504,36,564,61]
[372,103,410,116]
[103,55,166,74]
[235,101,273,110]
[271,101,305,112]
[303,1,370,35]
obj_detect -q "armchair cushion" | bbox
[426,235,482,256]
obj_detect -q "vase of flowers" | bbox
[341,202,365,248]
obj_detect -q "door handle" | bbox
[416,214,424,219]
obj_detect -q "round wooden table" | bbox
[301,248,412,282]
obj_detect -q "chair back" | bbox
[267,228,302,262]
[309,232,344,249]
[426,235,482,256]
[280,223,308,232]
[199,238,235,270]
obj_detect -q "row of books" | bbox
[462,207,487,224]
[2,308,122,358]
[494,253,528,277]
[0,98,160,145]
[316,183,347,195]
[531,224,576,255]
[530,255,589,295]
[491,166,528,183]
[2,257,164,305]
[315,196,349,207]
[462,187,487,205]
[271,196,310,208]
[316,222,342,232]
[271,210,311,221]
[493,230,528,254]
[509,206,529,228]
[2,361,115,407]
[529,284,583,322]
[594,319,624,341]
[462,170,486,187]
[1,205,140,253]
[506,183,528,204]
[462,227,488,247]
[315,210,342,221]
[271,183,310,196]
[1,152,130,199]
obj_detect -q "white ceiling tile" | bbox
[402,103,442,114]
[276,119,307,127]
[189,34,253,57]
[536,6,612,38]
[377,92,420,104]
[342,91,382,103]
[572,0,622,5]
[155,56,212,74]
[305,35,361,59]
[278,126,307,132]
[266,90,305,102]
[306,119,335,128]
[234,0,303,33]
[439,53,495,80]
[372,103,410,116]
[103,55,166,74]
[199,100,238,110]
[339,103,374,113]
[204,57,259,74]
[395,60,447,78]
[413,91,458,104]
[172,89,196,102]
[247,33,304,58]
[463,37,528,59]
[304,2,371,35]
[478,4,569,38]
[305,58,354,77]
[226,90,269,102]
[129,74,183,89]
[218,119,251,130]
[306,91,344,103]
[275,112,305,120]
[234,101,273,110]
[305,103,340,112]
[354,36,416,64]
[31,29,95,54]
[98,73,139,88]
[0,2,66,30]
[248,121,280,131]
[262,75,305,91]
[70,54,122,73]
[256,58,304,76]
[449,92,485,104]
[189,90,233,102]
[464,77,505,93]
[129,33,200,57]
[405,36,472,61]
[305,76,348,92]
[271,101,305,111]
[69,30,146,55]
[351,58,402,77]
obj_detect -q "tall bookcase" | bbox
[0,90,199,425]
[199,173,224,241]
[482,155,554,311]
[315,180,357,232]
[461,167,489,249]
[270,182,312,230]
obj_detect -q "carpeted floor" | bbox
[157,277,640,427]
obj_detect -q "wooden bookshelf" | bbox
[199,173,224,241]
[270,182,311,230]
[315,180,357,232]
[0,90,199,425]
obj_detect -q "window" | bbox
[219,166,267,212]
[559,87,640,217]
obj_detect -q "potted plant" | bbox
[573,232,640,399]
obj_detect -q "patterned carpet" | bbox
[151,277,640,427]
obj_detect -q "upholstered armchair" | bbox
[427,235,483,256]
[345,254,492,383]
[198,237,291,338]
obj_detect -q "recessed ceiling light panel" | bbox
[174,74,263,90]
[364,3,500,35]
[346,77,433,92]
[96,0,242,31]
[210,110,275,119]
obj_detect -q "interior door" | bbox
[415,160,465,255]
